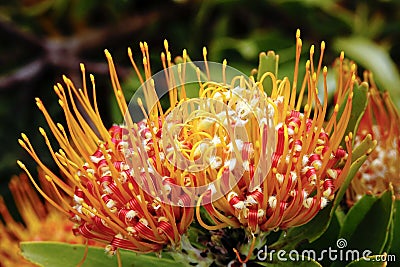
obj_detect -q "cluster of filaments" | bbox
[197,80,353,233]
[18,34,355,255]
[70,124,194,254]
[191,35,355,233]
[17,49,195,253]
[351,85,400,200]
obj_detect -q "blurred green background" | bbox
[1,0,400,212]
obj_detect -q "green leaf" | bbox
[332,189,395,267]
[333,37,400,108]
[21,0,54,16]
[269,203,333,251]
[389,199,400,263]
[338,194,379,238]
[257,51,279,96]
[346,255,389,267]
[335,208,346,228]
[20,242,185,267]
[332,152,371,213]
[382,197,395,255]
[336,81,369,147]
[351,134,375,165]
[297,210,341,267]
[254,253,322,266]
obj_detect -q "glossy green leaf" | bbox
[382,197,395,256]
[331,189,395,267]
[269,203,332,251]
[335,208,346,228]
[336,81,369,147]
[346,255,389,267]
[339,194,379,238]
[389,200,400,263]
[257,51,279,96]
[20,242,185,267]
[297,210,341,267]
[333,37,400,108]
[255,253,322,266]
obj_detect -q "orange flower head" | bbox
[0,173,92,266]
[18,43,195,254]
[348,73,400,201]
[194,30,354,235]
[19,31,356,260]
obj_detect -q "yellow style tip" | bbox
[53,85,60,94]
[164,39,169,51]
[21,132,28,141]
[62,75,70,84]
[104,49,112,59]
[45,174,52,182]
[39,127,46,136]
[18,139,25,147]
[16,160,25,169]
[334,104,339,112]
[348,132,353,139]
[296,29,300,38]
[35,98,43,109]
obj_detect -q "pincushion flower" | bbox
[194,30,353,245]
[0,173,92,267]
[18,30,359,266]
[192,35,359,265]
[347,72,400,202]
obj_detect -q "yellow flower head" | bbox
[194,30,354,235]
